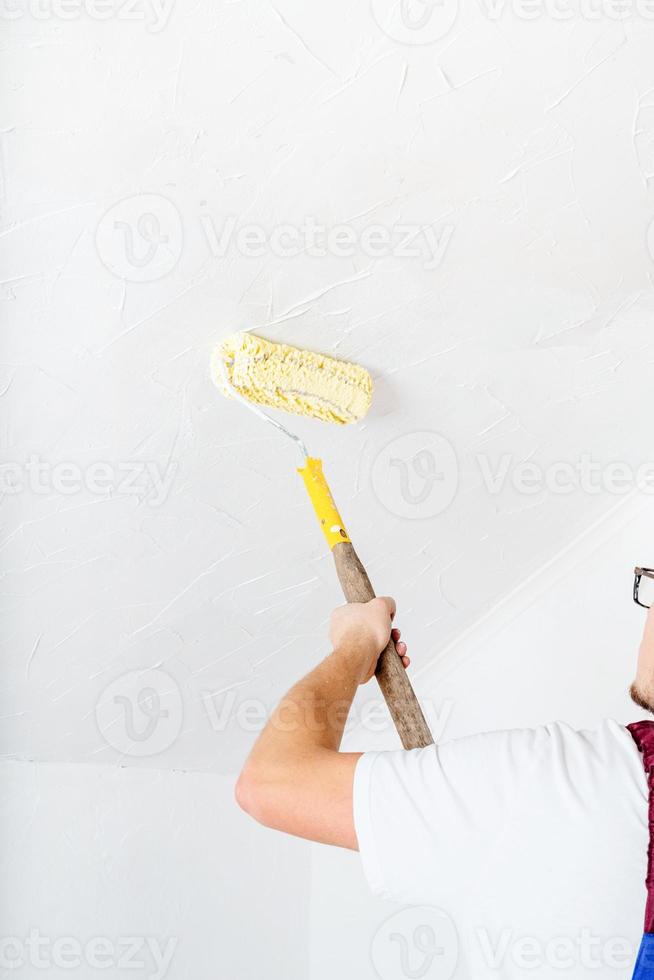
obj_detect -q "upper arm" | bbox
[236,750,362,850]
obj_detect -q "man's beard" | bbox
[630,681,654,713]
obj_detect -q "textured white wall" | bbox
[4,1,654,977]
[0,761,310,979]
[4,0,654,775]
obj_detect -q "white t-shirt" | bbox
[354,719,650,979]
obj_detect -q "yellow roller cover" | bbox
[213,331,372,425]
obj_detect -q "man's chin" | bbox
[630,681,654,714]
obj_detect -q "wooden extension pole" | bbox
[332,540,434,750]
[297,456,434,751]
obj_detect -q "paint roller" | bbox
[212,331,433,750]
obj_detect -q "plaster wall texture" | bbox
[4,3,654,978]
[4,2,654,774]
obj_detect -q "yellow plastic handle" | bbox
[297,458,351,550]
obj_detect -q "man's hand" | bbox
[330,597,410,685]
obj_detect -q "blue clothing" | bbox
[633,934,654,978]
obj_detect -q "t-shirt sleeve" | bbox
[352,726,558,906]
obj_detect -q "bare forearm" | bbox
[235,597,406,848]
[252,648,361,762]
[235,649,363,846]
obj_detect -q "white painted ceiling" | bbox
[3,1,654,773]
